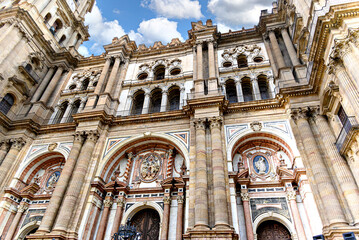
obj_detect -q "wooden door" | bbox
[131,208,160,240]
[257,220,291,240]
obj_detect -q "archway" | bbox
[130,208,160,240]
[257,220,291,240]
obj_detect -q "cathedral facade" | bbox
[0,0,359,239]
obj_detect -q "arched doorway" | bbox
[24,227,38,239]
[257,220,291,240]
[130,208,160,240]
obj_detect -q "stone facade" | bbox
[1,0,359,240]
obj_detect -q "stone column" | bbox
[37,132,85,233]
[111,197,125,236]
[160,195,171,240]
[94,58,112,95]
[179,87,185,108]
[31,67,55,102]
[39,66,64,104]
[5,202,28,240]
[194,118,209,230]
[241,192,254,240]
[328,59,359,120]
[291,108,347,227]
[96,197,113,240]
[208,40,216,79]
[251,77,261,100]
[268,31,285,69]
[268,76,276,98]
[314,114,359,224]
[142,92,150,114]
[48,105,61,124]
[60,101,73,123]
[286,190,306,240]
[113,59,130,99]
[281,28,300,66]
[124,95,133,116]
[0,138,25,185]
[209,117,230,229]
[104,57,121,95]
[263,39,278,76]
[176,195,184,240]
[0,140,10,165]
[52,131,99,233]
[195,42,204,94]
[235,79,244,102]
[160,90,168,112]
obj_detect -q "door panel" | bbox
[131,208,160,240]
[257,220,291,240]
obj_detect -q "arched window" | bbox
[258,75,270,99]
[44,13,51,24]
[149,88,162,113]
[81,78,89,90]
[168,86,180,110]
[225,80,237,103]
[237,54,248,68]
[131,91,145,115]
[25,63,32,72]
[154,65,165,80]
[59,35,66,45]
[50,19,63,35]
[241,77,253,102]
[0,93,15,115]
[69,100,81,122]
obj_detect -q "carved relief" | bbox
[140,153,162,182]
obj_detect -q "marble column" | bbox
[195,42,204,94]
[241,192,254,240]
[0,140,10,165]
[0,138,25,185]
[268,31,285,69]
[209,117,230,229]
[251,77,261,100]
[111,197,125,236]
[94,58,112,95]
[263,39,278,76]
[113,59,130,99]
[286,190,306,240]
[291,108,347,227]
[176,195,184,240]
[160,196,171,240]
[104,57,121,95]
[194,118,209,230]
[31,67,55,102]
[314,114,359,224]
[235,79,244,102]
[60,101,73,123]
[160,90,168,112]
[52,130,99,233]
[39,66,64,104]
[37,132,85,233]
[96,197,113,240]
[179,87,185,108]
[281,28,300,66]
[208,40,216,79]
[4,202,28,240]
[142,92,150,114]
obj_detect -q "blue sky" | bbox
[79,0,274,57]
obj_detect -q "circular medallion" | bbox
[140,153,161,182]
[46,171,60,189]
[253,155,269,175]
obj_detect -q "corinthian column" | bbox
[104,57,121,95]
[268,31,285,69]
[96,197,113,240]
[111,197,125,236]
[5,202,28,240]
[286,190,306,239]
[52,130,99,233]
[0,140,10,165]
[209,117,230,229]
[291,108,347,227]
[281,28,300,66]
[176,195,184,240]
[314,113,359,224]
[195,42,204,94]
[194,118,209,230]
[95,58,112,95]
[160,195,171,240]
[37,132,85,233]
[31,67,55,102]
[241,191,254,240]
[0,138,25,185]
[39,66,64,104]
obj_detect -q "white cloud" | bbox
[78,45,90,57]
[142,0,203,19]
[208,0,273,28]
[217,23,231,33]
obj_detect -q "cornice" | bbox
[226,95,285,112]
[113,110,188,125]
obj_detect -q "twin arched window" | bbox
[0,94,14,115]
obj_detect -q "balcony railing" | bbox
[335,116,359,154]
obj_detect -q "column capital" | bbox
[163,196,171,204]
[193,118,206,130]
[103,198,113,208]
[0,140,10,151]
[85,130,100,142]
[17,204,28,213]
[116,198,126,207]
[209,116,223,129]
[240,192,250,202]
[177,195,185,204]
[10,138,26,150]
[286,190,297,201]
[290,107,317,123]
[327,57,345,75]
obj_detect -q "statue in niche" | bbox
[140,154,161,181]
[253,156,269,175]
[47,171,60,189]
